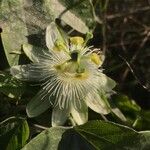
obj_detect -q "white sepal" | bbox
[71,101,88,125]
[98,73,116,92]
[86,92,110,114]
[23,43,40,62]
[52,105,70,127]
[111,108,126,121]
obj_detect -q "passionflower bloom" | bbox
[10,22,124,126]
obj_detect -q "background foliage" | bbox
[0,0,150,149]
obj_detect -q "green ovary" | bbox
[55,60,89,80]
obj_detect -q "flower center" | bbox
[54,57,88,80]
[70,50,79,62]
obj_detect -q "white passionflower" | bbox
[10,22,120,126]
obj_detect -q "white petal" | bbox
[111,108,126,121]
[71,101,88,125]
[98,73,116,92]
[10,65,41,81]
[86,92,110,114]
[52,106,69,127]
[46,22,64,50]
[23,43,41,62]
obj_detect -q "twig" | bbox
[128,16,150,30]
[119,54,149,91]
[122,30,150,82]
[89,0,103,24]
[108,38,147,48]
[106,6,150,20]
[100,0,109,53]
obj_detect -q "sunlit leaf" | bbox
[0,0,28,66]
[21,127,68,150]
[45,0,95,33]
[59,0,95,30]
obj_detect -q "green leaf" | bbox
[111,95,150,130]
[0,0,52,66]
[0,0,28,66]
[21,127,68,150]
[141,111,150,123]
[0,96,11,119]
[0,72,26,99]
[59,0,95,30]
[58,128,94,150]
[139,131,150,149]
[74,120,150,150]
[112,94,141,113]
[45,0,95,33]
[0,117,29,150]
[22,121,150,150]
[133,111,150,130]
